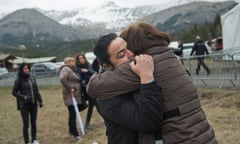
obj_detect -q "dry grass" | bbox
[0,86,106,144]
[197,87,240,144]
[0,86,239,144]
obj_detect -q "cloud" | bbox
[0,0,168,13]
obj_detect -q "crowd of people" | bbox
[12,22,217,144]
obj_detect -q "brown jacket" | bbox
[59,65,82,106]
[87,46,217,144]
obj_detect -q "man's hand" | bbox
[130,54,154,84]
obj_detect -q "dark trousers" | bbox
[67,105,79,136]
[82,87,99,124]
[86,96,98,123]
[196,57,210,74]
[20,103,38,144]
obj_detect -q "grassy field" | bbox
[0,86,239,144]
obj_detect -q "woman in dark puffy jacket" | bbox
[12,63,43,144]
[75,53,98,130]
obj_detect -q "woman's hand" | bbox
[71,88,75,96]
[130,54,154,84]
[81,68,88,73]
[39,103,44,108]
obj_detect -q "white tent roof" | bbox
[9,56,56,64]
[221,3,240,50]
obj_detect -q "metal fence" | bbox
[181,47,240,88]
[1,48,240,88]
[0,71,61,87]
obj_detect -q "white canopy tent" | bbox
[9,56,56,64]
[221,3,240,50]
[221,2,240,60]
[85,52,96,64]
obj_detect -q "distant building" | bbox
[0,53,57,71]
[0,53,16,71]
[9,56,56,64]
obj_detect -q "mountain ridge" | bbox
[142,1,237,33]
[0,0,237,47]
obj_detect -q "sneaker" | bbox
[32,140,40,144]
[196,70,199,75]
[74,136,82,142]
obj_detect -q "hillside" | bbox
[142,1,237,33]
[0,9,109,46]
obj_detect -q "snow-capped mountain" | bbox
[38,1,163,30]
[0,0,237,48]
[37,0,235,30]
[0,0,236,31]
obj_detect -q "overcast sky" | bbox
[0,0,237,13]
[0,0,169,13]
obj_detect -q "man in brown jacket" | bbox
[87,22,217,144]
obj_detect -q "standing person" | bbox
[12,63,43,144]
[177,39,184,64]
[190,35,211,75]
[87,22,217,144]
[59,57,82,141]
[75,53,97,130]
[91,33,164,144]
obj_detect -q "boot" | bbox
[85,122,93,130]
[196,70,199,75]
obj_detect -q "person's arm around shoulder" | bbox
[87,61,139,99]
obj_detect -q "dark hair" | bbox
[18,63,30,79]
[75,53,89,67]
[93,33,117,65]
[91,58,100,72]
[120,22,171,55]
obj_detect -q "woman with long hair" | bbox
[12,63,43,144]
[75,53,98,130]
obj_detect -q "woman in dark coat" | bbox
[75,53,98,130]
[12,63,43,144]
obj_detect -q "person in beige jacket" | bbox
[87,22,217,144]
[59,57,82,141]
